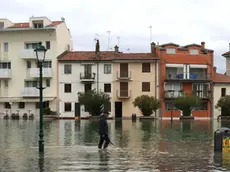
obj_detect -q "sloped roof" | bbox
[6,21,62,29]
[213,72,230,83]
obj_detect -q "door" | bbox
[84,83,92,92]
[120,82,128,97]
[75,103,80,118]
[115,102,122,118]
[120,63,128,77]
[84,64,92,78]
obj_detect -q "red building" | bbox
[152,42,214,118]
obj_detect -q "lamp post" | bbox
[95,39,100,92]
[34,42,47,153]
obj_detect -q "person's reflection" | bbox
[38,153,45,172]
[99,151,110,171]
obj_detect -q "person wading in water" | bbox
[98,111,110,150]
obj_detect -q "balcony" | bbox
[117,71,131,80]
[80,73,96,82]
[116,90,131,99]
[20,87,39,97]
[165,72,211,82]
[28,68,53,78]
[164,90,184,99]
[0,69,11,79]
[20,49,51,60]
[192,90,212,99]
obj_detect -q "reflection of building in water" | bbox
[157,120,213,171]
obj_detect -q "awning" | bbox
[0,97,55,103]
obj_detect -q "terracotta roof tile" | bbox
[214,73,230,83]
[58,51,159,61]
[7,21,62,28]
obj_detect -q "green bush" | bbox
[78,89,110,116]
[173,95,200,116]
[215,95,230,116]
[133,95,161,116]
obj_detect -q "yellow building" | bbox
[112,51,160,118]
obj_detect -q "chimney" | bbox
[151,42,156,54]
[213,66,217,72]
[114,45,119,53]
[201,41,205,49]
[95,39,100,55]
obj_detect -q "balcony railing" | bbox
[20,49,52,60]
[192,90,212,99]
[117,71,131,80]
[116,90,131,98]
[80,73,96,82]
[164,90,184,98]
[165,72,212,81]
[0,69,12,79]
[20,87,39,97]
[28,68,53,78]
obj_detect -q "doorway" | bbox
[75,103,80,118]
[120,82,128,97]
[120,63,128,77]
[115,101,122,118]
[84,83,92,92]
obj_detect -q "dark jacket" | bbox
[99,114,108,135]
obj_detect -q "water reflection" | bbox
[0,119,229,171]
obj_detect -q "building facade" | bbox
[153,42,214,119]
[0,16,72,117]
[58,51,113,118]
[58,45,160,119]
[213,49,230,118]
[112,52,159,118]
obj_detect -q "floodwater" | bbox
[0,119,229,171]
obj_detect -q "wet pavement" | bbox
[0,119,229,171]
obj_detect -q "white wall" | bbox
[213,83,230,118]
[58,61,113,118]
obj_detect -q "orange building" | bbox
[152,42,214,118]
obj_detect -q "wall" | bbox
[112,61,159,118]
[213,84,230,118]
[157,45,213,118]
[58,61,113,118]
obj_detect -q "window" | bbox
[18,102,25,109]
[64,64,72,74]
[165,103,174,110]
[104,64,111,74]
[189,49,199,55]
[221,88,226,97]
[0,22,4,29]
[166,48,176,54]
[42,61,52,68]
[46,79,50,87]
[64,84,71,93]
[64,102,71,112]
[84,84,91,92]
[4,43,8,52]
[4,102,10,109]
[25,81,39,87]
[142,82,150,92]
[27,61,31,68]
[46,41,50,49]
[0,62,11,69]
[33,21,43,28]
[104,84,111,93]
[36,102,39,109]
[142,63,151,73]
[25,42,39,49]
[4,80,8,88]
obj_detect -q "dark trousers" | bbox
[98,134,110,149]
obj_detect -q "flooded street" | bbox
[0,119,229,171]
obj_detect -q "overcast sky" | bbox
[1,0,230,73]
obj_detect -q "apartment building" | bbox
[0,16,72,117]
[112,47,160,118]
[153,42,214,118]
[213,48,230,118]
[58,50,114,119]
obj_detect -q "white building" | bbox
[58,51,113,118]
[0,16,72,117]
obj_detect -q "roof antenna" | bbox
[149,26,152,45]
[106,30,111,51]
[117,36,120,47]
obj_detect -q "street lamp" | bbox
[34,42,47,153]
